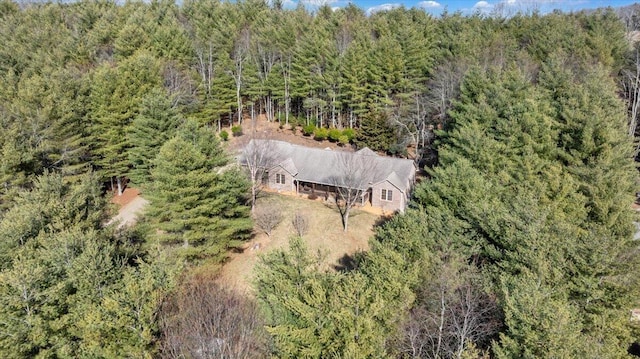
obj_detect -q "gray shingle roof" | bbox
[380,171,404,190]
[355,147,379,157]
[246,140,415,193]
[278,157,299,175]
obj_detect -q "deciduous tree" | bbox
[331,151,376,232]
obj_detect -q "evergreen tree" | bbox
[145,122,252,261]
[127,88,182,187]
[409,65,639,357]
[89,50,161,195]
[0,172,105,270]
[353,110,398,154]
[255,238,389,358]
[0,172,177,358]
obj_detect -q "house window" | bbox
[276,173,286,185]
[381,189,393,201]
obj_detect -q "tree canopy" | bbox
[0,1,638,357]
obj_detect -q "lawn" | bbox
[217,192,381,293]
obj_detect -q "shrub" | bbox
[328,128,342,142]
[290,116,302,127]
[342,128,356,141]
[389,142,408,157]
[231,125,243,136]
[159,278,269,358]
[302,124,316,136]
[254,205,282,237]
[313,127,328,141]
[219,130,229,141]
[291,211,309,237]
[338,135,349,146]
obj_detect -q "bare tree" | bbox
[425,61,468,129]
[229,27,251,126]
[331,151,376,233]
[254,204,282,237]
[253,34,280,123]
[398,252,501,359]
[621,45,640,156]
[242,138,283,213]
[388,93,434,165]
[291,211,309,237]
[617,4,640,33]
[163,61,197,109]
[159,276,269,359]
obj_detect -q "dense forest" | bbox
[1,0,640,357]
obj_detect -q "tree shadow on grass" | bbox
[333,253,358,272]
[372,214,392,230]
[332,251,368,273]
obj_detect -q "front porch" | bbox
[294,180,369,206]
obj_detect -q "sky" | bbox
[292,0,640,16]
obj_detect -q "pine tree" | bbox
[89,50,161,195]
[353,110,397,153]
[409,65,640,357]
[340,34,371,127]
[146,122,252,261]
[538,59,640,354]
[127,88,182,187]
[0,172,176,357]
[493,272,589,359]
[255,237,389,358]
[76,258,179,358]
[0,172,105,270]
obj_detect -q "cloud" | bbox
[366,3,401,14]
[417,0,441,8]
[301,0,338,6]
[496,0,581,6]
[267,0,297,8]
[492,0,584,15]
[474,1,492,8]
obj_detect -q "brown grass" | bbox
[217,192,380,292]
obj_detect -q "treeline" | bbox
[0,172,181,357]
[254,62,640,357]
[1,0,639,357]
[0,0,632,206]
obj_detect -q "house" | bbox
[242,139,417,213]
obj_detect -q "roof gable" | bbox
[245,140,415,191]
[372,171,405,192]
[355,147,378,157]
[275,158,298,175]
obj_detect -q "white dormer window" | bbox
[381,189,393,201]
[276,173,286,184]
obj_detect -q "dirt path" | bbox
[108,188,149,228]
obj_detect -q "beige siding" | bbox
[371,181,405,212]
[267,168,295,192]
